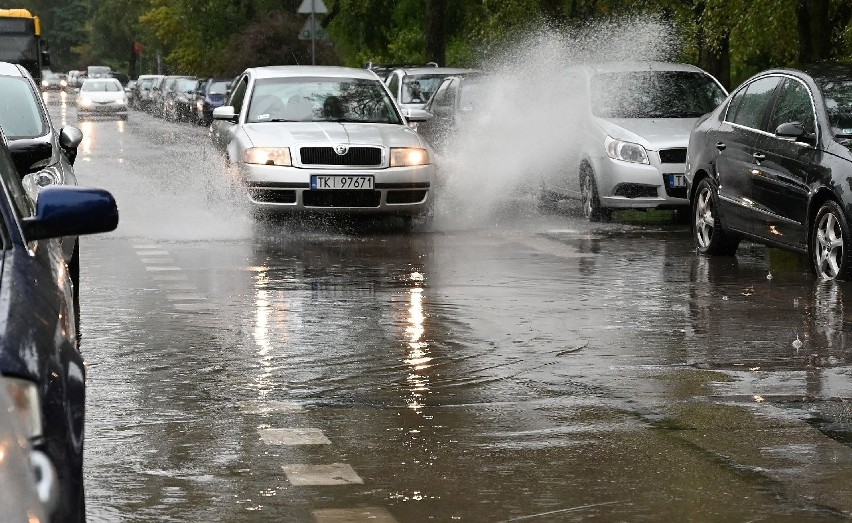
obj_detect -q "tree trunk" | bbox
[797,0,831,63]
[424,0,447,66]
[700,31,730,90]
[539,0,566,27]
[129,43,137,79]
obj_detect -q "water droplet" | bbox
[766,272,773,280]
[721,296,728,301]
[792,334,803,350]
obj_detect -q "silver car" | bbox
[211,66,436,222]
[384,66,480,111]
[540,62,727,221]
[76,78,128,120]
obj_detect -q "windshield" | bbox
[458,81,485,110]
[82,80,121,92]
[591,70,727,119]
[401,74,450,104]
[209,81,229,95]
[246,77,402,124]
[816,79,852,138]
[0,75,46,139]
[139,78,153,89]
[0,34,37,63]
[177,79,197,92]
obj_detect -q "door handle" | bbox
[753,153,765,161]
[716,142,726,151]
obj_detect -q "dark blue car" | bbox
[0,133,118,522]
[195,77,233,126]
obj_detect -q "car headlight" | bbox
[604,136,649,164]
[60,80,67,87]
[390,147,429,167]
[243,147,292,166]
[4,377,43,439]
[78,96,93,108]
[41,80,48,87]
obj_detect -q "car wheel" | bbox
[579,163,610,222]
[693,177,739,256]
[811,200,852,280]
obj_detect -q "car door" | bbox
[749,76,823,249]
[712,75,783,236]
[211,74,248,155]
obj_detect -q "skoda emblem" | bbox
[334,144,349,156]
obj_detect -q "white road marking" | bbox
[135,250,170,256]
[260,428,331,445]
[145,266,182,272]
[313,507,397,523]
[165,293,207,301]
[139,257,176,264]
[130,244,161,250]
[281,463,363,486]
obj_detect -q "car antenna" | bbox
[292,53,301,66]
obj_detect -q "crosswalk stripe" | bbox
[260,428,331,445]
[281,463,363,486]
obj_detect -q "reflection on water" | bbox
[79,121,95,156]
[252,264,277,401]
[405,273,431,413]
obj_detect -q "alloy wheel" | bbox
[694,185,715,250]
[815,211,844,279]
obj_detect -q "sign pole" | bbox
[311,0,316,65]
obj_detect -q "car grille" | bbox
[658,148,687,164]
[612,183,657,198]
[300,147,382,166]
[303,190,381,207]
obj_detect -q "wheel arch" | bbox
[689,168,713,204]
[807,187,842,251]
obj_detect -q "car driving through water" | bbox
[210,66,436,225]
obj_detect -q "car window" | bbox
[767,78,816,135]
[729,76,781,129]
[458,80,484,111]
[433,79,455,109]
[209,81,229,95]
[387,74,399,100]
[401,74,446,104]
[591,70,726,119]
[0,76,47,139]
[245,77,402,124]
[176,79,198,93]
[814,78,852,138]
[229,76,249,114]
[81,80,121,92]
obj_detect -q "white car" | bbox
[210,66,436,224]
[384,66,480,111]
[539,62,727,221]
[76,77,128,120]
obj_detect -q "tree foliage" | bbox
[16,0,852,86]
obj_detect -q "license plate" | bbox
[310,175,374,190]
[667,174,686,188]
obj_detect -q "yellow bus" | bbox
[0,9,50,83]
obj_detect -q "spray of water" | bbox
[433,17,681,228]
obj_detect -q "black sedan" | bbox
[0,133,118,521]
[686,65,852,279]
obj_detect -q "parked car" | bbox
[0,380,58,521]
[417,73,488,151]
[164,76,198,122]
[538,61,727,221]
[40,71,63,91]
[76,77,128,120]
[384,66,480,111]
[364,61,437,81]
[66,70,83,89]
[210,66,435,225]
[133,74,162,111]
[0,62,85,304]
[0,126,119,522]
[195,76,232,125]
[151,75,192,118]
[687,64,852,280]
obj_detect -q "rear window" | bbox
[82,80,121,92]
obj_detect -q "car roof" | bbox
[394,67,477,76]
[573,61,708,75]
[247,66,380,81]
[0,62,25,78]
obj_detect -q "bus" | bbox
[0,9,49,84]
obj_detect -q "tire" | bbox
[579,163,611,222]
[692,178,739,256]
[811,200,852,280]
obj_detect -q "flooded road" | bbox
[43,92,852,521]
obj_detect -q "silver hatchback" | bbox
[540,62,727,221]
[210,66,436,222]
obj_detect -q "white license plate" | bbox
[667,174,686,188]
[311,175,374,190]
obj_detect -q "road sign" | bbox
[298,14,327,41]
[298,0,328,14]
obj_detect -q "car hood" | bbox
[596,117,698,150]
[242,122,425,149]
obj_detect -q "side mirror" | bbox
[213,106,236,122]
[401,108,432,122]
[21,186,118,241]
[775,122,817,146]
[8,139,53,175]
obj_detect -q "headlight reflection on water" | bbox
[405,272,431,413]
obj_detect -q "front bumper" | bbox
[238,163,436,216]
[594,155,688,209]
[77,101,127,114]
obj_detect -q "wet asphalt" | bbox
[42,91,852,522]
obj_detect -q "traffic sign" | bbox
[298,0,328,14]
[298,14,327,41]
